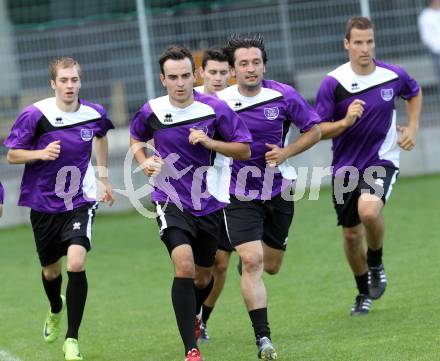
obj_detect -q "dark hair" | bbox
[158,45,195,75]
[49,57,81,81]
[345,17,374,41]
[201,46,228,69]
[225,33,267,67]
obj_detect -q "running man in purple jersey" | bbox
[194,46,234,343]
[315,17,422,316]
[130,45,251,361]
[0,180,4,217]
[4,57,115,360]
[218,34,321,360]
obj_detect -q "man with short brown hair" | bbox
[130,45,251,361]
[316,17,422,316]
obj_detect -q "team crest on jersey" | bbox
[264,107,279,120]
[80,129,94,141]
[380,88,394,101]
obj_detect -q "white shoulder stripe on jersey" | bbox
[149,95,215,125]
[217,84,283,111]
[328,62,398,94]
[33,97,101,127]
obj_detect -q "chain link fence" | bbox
[0,0,438,143]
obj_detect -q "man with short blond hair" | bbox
[5,57,115,361]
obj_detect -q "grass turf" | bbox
[0,174,438,361]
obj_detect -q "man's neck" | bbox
[203,86,215,95]
[350,61,376,76]
[56,98,80,112]
[237,84,262,97]
[169,93,194,109]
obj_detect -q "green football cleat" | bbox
[63,338,83,361]
[43,295,66,343]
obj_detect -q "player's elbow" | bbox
[6,150,17,164]
[318,123,332,140]
[235,144,251,160]
[312,124,322,142]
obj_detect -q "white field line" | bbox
[0,350,22,361]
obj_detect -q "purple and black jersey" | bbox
[130,91,252,216]
[4,97,114,213]
[0,180,4,204]
[315,60,420,174]
[217,80,320,199]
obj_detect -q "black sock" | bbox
[66,271,88,339]
[355,272,369,295]
[201,304,214,324]
[172,277,198,354]
[249,308,270,340]
[367,247,383,268]
[42,272,63,313]
[194,277,214,315]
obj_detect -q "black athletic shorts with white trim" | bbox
[30,202,98,267]
[332,166,399,227]
[223,193,294,251]
[156,202,222,267]
[218,214,234,253]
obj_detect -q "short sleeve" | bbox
[285,87,320,132]
[0,181,4,204]
[3,105,42,150]
[130,103,154,141]
[215,101,252,143]
[315,75,338,123]
[397,67,420,101]
[96,107,115,137]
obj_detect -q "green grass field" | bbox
[0,174,439,361]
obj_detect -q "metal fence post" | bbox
[136,0,155,100]
[278,0,295,84]
[360,0,371,18]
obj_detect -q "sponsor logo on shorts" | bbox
[73,222,81,230]
[80,129,93,141]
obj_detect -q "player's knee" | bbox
[67,259,85,272]
[241,252,263,273]
[175,260,195,278]
[42,268,61,281]
[343,229,363,246]
[214,259,229,275]
[215,265,228,277]
[358,207,380,224]
[194,269,213,288]
[264,262,281,275]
